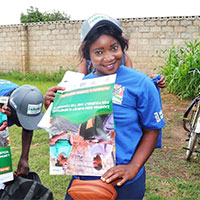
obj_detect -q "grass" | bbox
[145,150,200,200]
[144,92,200,200]
[5,73,200,200]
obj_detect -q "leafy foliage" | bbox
[157,38,200,99]
[20,6,70,23]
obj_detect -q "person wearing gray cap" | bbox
[44,13,165,200]
[64,13,164,200]
[0,80,43,186]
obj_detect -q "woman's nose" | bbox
[104,52,114,62]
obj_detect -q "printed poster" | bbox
[49,74,116,176]
[0,96,13,183]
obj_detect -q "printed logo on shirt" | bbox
[159,110,164,120]
[112,84,125,105]
[154,112,161,122]
[154,110,163,123]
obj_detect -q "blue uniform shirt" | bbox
[0,80,19,96]
[80,65,165,183]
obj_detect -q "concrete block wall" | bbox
[0,26,29,73]
[121,16,200,74]
[27,21,82,73]
[0,16,199,74]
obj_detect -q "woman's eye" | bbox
[95,51,103,55]
[112,46,118,51]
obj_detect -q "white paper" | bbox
[38,71,85,131]
[37,103,53,132]
[58,71,85,87]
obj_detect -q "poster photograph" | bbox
[49,74,116,176]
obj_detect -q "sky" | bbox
[0,0,199,25]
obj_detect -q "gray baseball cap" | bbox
[9,85,44,130]
[81,13,122,42]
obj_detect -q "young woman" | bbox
[45,13,165,199]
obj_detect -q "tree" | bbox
[20,6,70,23]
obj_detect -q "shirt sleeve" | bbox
[136,76,165,130]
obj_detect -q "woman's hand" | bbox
[44,86,65,110]
[150,74,166,88]
[156,75,166,88]
[101,164,137,186]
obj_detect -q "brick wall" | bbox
[0,16,199,74]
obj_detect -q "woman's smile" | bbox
[103,61,117,70]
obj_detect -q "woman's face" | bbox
[89,34,123,76]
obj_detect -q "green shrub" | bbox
[157,38,200,99]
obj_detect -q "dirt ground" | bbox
[146,92,200,182]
